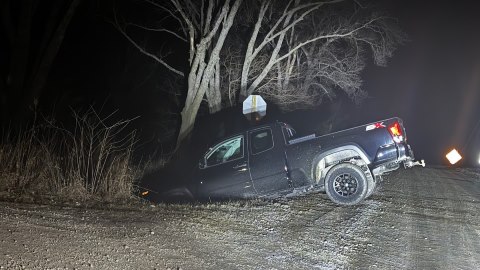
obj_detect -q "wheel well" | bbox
[314,148,370,184]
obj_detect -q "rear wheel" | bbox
[325,163,368,205]
[365,175,376,198]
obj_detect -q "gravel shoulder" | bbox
[1,167,480,269]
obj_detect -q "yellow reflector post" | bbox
[446,149,462,165]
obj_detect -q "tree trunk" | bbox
[239,3,268,102]
[175,0,242,149]
[176,105,197,148]
[206,60,222,113]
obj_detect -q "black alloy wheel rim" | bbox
[333,173,358,197]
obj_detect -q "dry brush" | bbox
[0,109,144,204]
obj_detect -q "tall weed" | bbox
[0,109,143,203]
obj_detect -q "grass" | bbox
[0,109,146,205]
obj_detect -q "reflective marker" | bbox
[446,149,462,165]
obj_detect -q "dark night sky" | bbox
[42,0,480,166]
[350,0,480,165]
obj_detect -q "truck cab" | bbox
[195,123,292,200]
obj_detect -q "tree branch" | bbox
[144,0,185,32]
[274,17,382,65]
[126,22,187,42]
[113,15,184,77]
[170,0,197,63]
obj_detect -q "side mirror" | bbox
[199,158,206,169]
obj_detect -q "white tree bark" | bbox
[117,0,242,147]
[176,0,243,146]
[239,1,336,99]
[117,0,405,147]
[236,0,405,110]
[206,60,222,114]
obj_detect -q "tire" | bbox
[325,163,368,205]
[365,175,376,198]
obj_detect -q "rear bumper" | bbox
[372,143,424,177]
[373,142,413,165]
[399,143,425,168]
[398,143,414,162]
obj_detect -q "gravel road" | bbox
[1,167,480,269]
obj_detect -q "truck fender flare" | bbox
[311,144,371,183]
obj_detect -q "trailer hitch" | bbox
[404,159,426,168]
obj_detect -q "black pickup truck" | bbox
[152,117,424,205]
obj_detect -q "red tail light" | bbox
[388,121,404,143]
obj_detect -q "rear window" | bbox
[250,129,273,154]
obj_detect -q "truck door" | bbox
[197,135,255,199]
[248,127,292,195]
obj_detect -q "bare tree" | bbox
[237,1,406,108]
[117,0,404,148]
[116,0,242,147]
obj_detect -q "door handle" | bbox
[233,163,247,169]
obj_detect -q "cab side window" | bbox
[205,136,243,167]
[250,129,273,155]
